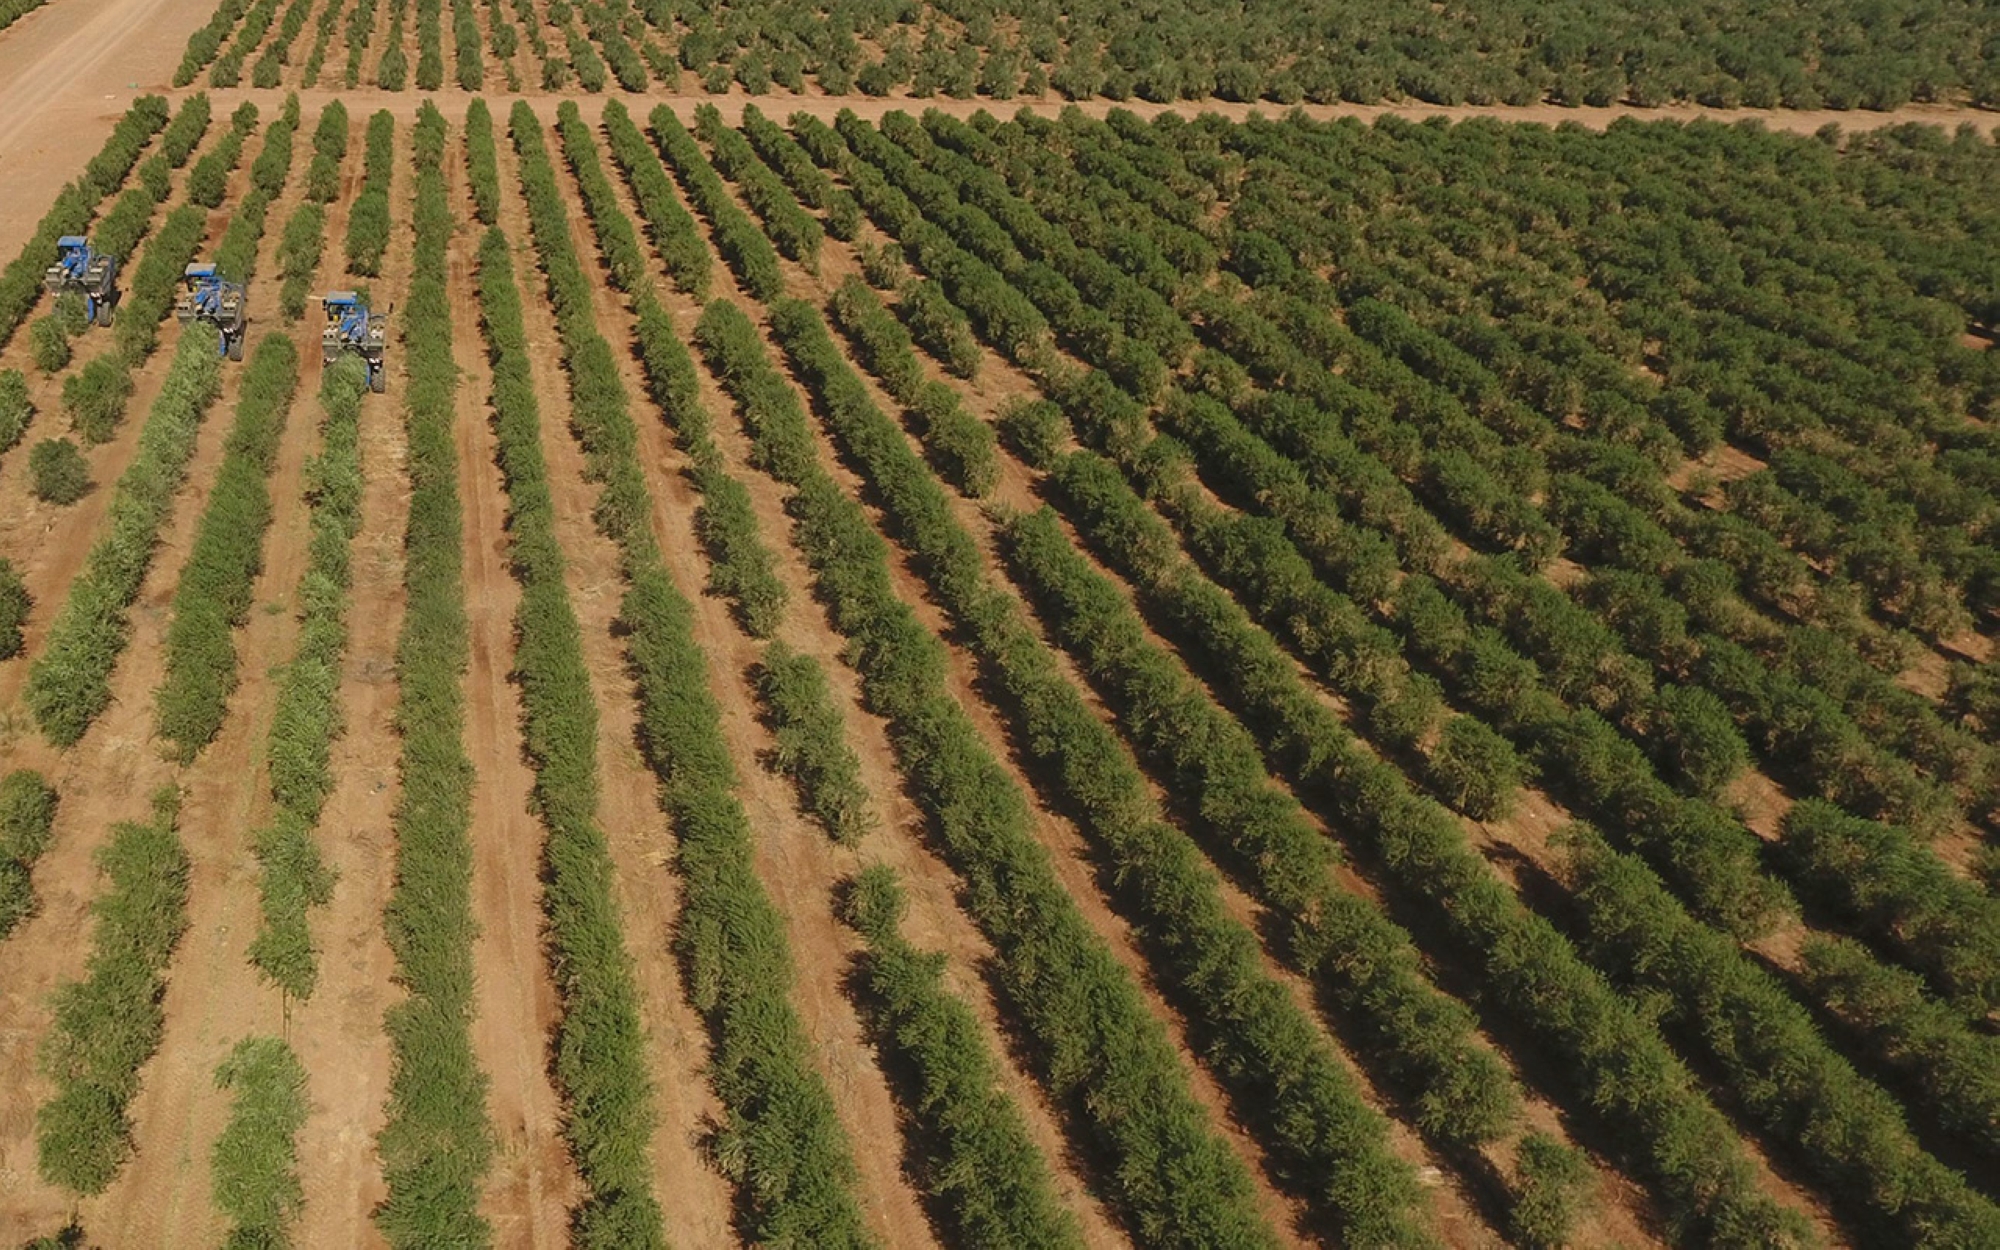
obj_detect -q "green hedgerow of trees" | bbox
[36,788,187,1197]
[156,334,300,762]
[371,102,495,1249]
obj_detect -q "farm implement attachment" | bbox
[174,264,248,360]
[43,236,118,327]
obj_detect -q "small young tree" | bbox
[1509,1132,1592,1249]
[29,439,90,505]
[0,558,29,658]
[1427,715,1525,820]
[30,317,71,375]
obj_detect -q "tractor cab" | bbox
[322,292,387,393]
[174,263,248,360]
[42,236,118,327]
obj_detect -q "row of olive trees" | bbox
[480,115,664,1242]
[507,98,870,1245]
[827,107,1803,1244]
[155,334,300,760]
[372,103,494,1248]
[698,293,1277,1247]
[762,289,1458,1243]
[25,336,222,744]
[36,789,188,1196]
[554,101,786,638]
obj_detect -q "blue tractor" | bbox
[174,264,248,360]
[42,236,118,327]
[322,292,386,393]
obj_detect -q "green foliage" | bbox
[374,102,495,1249]
[115,204,213,366]
[463,99,499,226]
[251,0,315,88]
[693,103,823,269]
[211,1037,309,1247]
[156,335,299,762]
[29,316,69,374]
[62,356,132,445]
[185,101,258,208]
[1508,1134,1593,1250]
[826,277,996,495]
[1424,714,1524,820]
[648,105,783,302]
[1565,827,2000,1245]
[752,643,873,843]
[1778,799,2000,1015]
[551,103,788,638]
[511,101,866,1245]
[276,203,327,321]
[0,770,58,939]
[28,337,221,744]
[1800,935,2000,1160]
[452,0,483,88]
[0,558,29,659]
[740,103,861,240]
[0,369,32,453]
[300,0,348,86]
[306,101,349,203]
[343,111,394,277]
[52,293,88,337]
[28,438,90,505]
[248,357,364,1000]
[36,789,187,1196]
[601,101,709,300]
[207,0,280,86]
[176,0,251,85]
[215,99,300,288]
[342,0,380,85]
[703,294,1287,1247]
[415,0,444,88]
[1648,681,1748,796]
[838,867,1084,1247]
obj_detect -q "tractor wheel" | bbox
[369,366,385,394]
[94,300,112,328]
[227,333,243,361]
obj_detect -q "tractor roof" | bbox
[184,263,217,279]
[56,236,86,249]
[324,291,360,306]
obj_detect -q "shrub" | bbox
[0,368,32,454]
[647,105,782,301]
[305,101,348,203]
[210,1037,309,1246]
[512,103,861,1245]
[62,357,134,445]
[463,98,498,225]
[1509,1134,1593,1250]
[29,316,69,374]
[343,111,394,276]
[752,643,873,843]
[0,558,28,658]
[114,204,213,366]
[0,98,169,356]
[1425,714,1525,820]
[29,438,89,504]
[0,770,57,938]
[601,101,709,299]
[247,356,363,1000]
